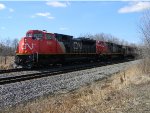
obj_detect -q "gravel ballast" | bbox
[0,60,140,110]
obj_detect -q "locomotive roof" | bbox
[54,33,73,37]
[75,37,95,42]
[27,30,43,33]
[27,30,53,34]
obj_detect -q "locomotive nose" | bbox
[17,37,34,54]
[17,37,25,54]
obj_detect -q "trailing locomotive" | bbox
[15,30,136,68]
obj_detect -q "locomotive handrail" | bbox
[36,52,38,62]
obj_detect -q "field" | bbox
[2,61,150,113]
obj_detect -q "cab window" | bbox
[46,34,52,40]
[33,33,43,40]
[26,33,32,37]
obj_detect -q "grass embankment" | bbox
[3,61,150,113]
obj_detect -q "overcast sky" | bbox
[0,1,150,44]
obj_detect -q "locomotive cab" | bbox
[26,30,45,40]
[18,30,58,55]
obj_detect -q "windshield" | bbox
[46,33,52,40]
[26,33,32,37]
[26,33,43,40]
[33,33,43,40]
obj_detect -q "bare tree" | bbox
[11,38,19,55]
[80,33,130,46]
[93,33,107,41]
[12,38,18,49]
[139,10,150,72]
[0,38,18,65]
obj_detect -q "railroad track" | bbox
[0,58,133,85]
[0,65,57,74]
[0,68,29,74]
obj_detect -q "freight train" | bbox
[15,30,137,68]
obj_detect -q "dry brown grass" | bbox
[3,63,149,113]
[0,56,14,69]
[141,58,150,73]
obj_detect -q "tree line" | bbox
[0,38,18,56]
[80,33,137,48]
[0,38,18,64]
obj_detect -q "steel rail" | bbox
[0,68,28,74]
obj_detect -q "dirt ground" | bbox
[2,64,150,113]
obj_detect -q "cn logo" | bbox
[22,43,35,50]
[73,42,82,50]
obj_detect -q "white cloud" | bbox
[9,8,14,12]
[118,2,150,13]
[46,1,68,7]
[36,12,50,17]
[32,12,55,19]
[59,27,68,31]
[0,3,5,10]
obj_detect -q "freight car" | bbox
[15,30,136,68]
